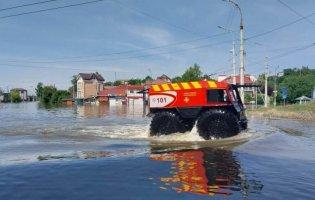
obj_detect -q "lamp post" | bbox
[223,0,245,102]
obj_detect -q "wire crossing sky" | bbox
[0,0,315,94]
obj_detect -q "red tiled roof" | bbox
[221,75,255,85]
[126,85,144,90]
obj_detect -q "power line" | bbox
[1,32,229,63]
[246,12,315,40]
[2,39,232,64]
[247,43,311,54]
[277,0,315,25]
[111,0,205,37]
[0,0,62,12]
[2,42,315,76]
[0,0,109,20]
[248,42,315,73]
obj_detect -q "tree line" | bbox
[255,66,315,103]
[102,63,210,86]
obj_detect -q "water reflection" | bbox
[76,104,110,117]
[150,147,263,197]
[75,104,146,118]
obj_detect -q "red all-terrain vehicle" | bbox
[148,80,247,140]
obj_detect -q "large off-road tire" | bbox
[182,118,195,132]
[150,111,190,136]
[196,109,240,140]
[240,121,248,130]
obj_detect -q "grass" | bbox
[247,101,315,121]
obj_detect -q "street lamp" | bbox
[223,0,245,102]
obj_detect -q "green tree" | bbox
[114,80,123,86]
[71,75,77,96]
[142,76,153,83]
[280,74,315,102]
[128,78,142,85]
[35,82,44,99]
[10,90,22,103]
[181,63,203,82]
[104,81,113,86]
[255,74,274,96]
[172,76,182,83]
[41,86,57,104]
[50,90,70,104]
[202,74,214,80]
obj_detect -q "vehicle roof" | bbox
[149,80,230,92]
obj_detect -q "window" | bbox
[207,89,228,102]
[130,90,134,94]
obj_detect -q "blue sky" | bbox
[0,0,315,94]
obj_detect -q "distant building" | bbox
[10,88,28,101]
[144,74,172,87]
[76,72,105,100]
[0,90,3,102]
[2,93,10,102]
[218,75,257,94]
[218,74,257,85]
[98,85,144,105]
[295,96,312,104]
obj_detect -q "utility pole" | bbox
[239,18,245,102]
[224,0,245,102]
[273,66,279,107]
[114,72,117,85]
[264,57,268,108]
[232,41,236,84]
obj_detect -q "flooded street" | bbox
[0,102,315,200]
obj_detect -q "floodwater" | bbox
[0,102,314,200]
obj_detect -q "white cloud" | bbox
[129,26,174,46]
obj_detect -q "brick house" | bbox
[76,72,105,99]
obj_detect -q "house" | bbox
[2,93,10,102]
[218,75,257,86]
[0,91,3,102]
[145,74,172,87]
[76,72,105,100]
[295,96,312,104]
[218,74,257,95]
[98,85,144,105]
[10,88,28,101]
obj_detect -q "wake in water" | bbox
[79,122,255,146]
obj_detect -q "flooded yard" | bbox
[0,102,314,200]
